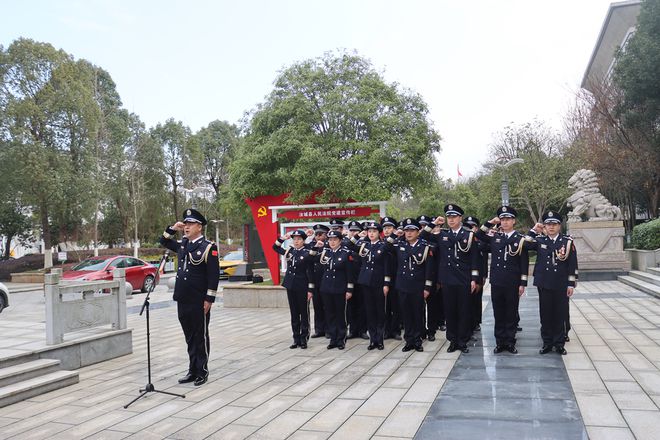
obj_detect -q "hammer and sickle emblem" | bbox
[257,206,268,217]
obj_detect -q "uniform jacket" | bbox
[476,224,529,288]
[273,239,316,292]
[422,227,480,286]
[355,238,391,288]
[317,246,357,295]
[160,227,220,303]
[525,230,578,290]
[387,238,435,294]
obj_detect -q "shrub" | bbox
[631,218,660,250]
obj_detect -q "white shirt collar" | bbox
[452,228,461,234]
[189,235,204,243]
[548,234,559,242]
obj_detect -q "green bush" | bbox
[631,218,660,250]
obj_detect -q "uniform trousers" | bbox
[347,286,367,336]
[399,290,424,347]
[491,284,518,346]
[177,302,210,378]
[426,285,443,336]
[362,285,386,345]
[286,288,310,344]
[538,287,569,348]
[443,284,472,347]
[322,291,348,345]
[385,288,402,337]
[311,285,325,335]
[471,284,483,329]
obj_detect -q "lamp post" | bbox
[210,219,224,245]
[486,158,524,206]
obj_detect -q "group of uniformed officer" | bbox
[272,204,578,356]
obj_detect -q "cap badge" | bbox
[502,206,507,212]
[548,211,553,217]
[448,205,453,210]
[407,219,411,224]
[187,209,191,215]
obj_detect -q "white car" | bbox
[0,282,8,313]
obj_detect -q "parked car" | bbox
[62,255,159,293]
[219,249,245,279]
[0,282,9,313]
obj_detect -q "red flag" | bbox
[457,164,463,178]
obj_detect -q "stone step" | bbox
[618,275,660,299]
[629,270,660,287]
[0,359,61,388]
[0,370,79,408]
[647,267,660,276]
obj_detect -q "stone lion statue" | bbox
[566,169,622,222]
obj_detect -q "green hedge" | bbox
[631,218,660,250]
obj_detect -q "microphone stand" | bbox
[124,250,185,408]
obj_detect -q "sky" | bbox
[1,0,615,179]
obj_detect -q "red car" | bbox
[62,255,159,293]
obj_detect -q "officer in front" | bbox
[160,208,219,386]
[477,206,530,354]
[273,230,317,349]
[525,211,578,355]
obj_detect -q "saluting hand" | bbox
[305,229,314,237]
[434,216,445,226]
[172,222,185,232]
[489,217,500,225]
[315,240,325,247]
[533,223,544,234]
[284,233,291,240]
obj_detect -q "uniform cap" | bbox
[402,217,421,230]
[364,221,382,232]
[347,220,362,232]
[327,230,342,239]
[497,205,517,218]
[290,229,306,238]
[463,216,479,227]
[329,218,345,228]
[313,224,330,233]
[417,215,431,225]
[182,208,207,226]
[380,216,398,227]
[444,204,464,216]
[542,211,562,224]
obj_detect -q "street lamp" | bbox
[210,219,224,244]
[487,158,524,206]
[182,185,215,209]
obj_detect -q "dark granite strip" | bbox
[415,287,588,440]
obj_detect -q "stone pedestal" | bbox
[568,221,630,280]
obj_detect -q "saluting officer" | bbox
[273,230,317,349]
[356,221,391,350]
[428,204,480,353]
[315,230,356,350]
[160,208,219,386]
[381,217,403,341]
[476,206,529,354]
[386,218,435,352]
[306,224,330,338]
[525,211,578,355]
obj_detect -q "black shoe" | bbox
[415,345,424,352]
[439,325,447,332]
[539,345,552,354]
[194,375,208,386]
[311,333,325,338]
[565,335,570,342]
[460,346,469,354]
[427,333,436,342]
[402,344,413,352]
[556,346,567,355]
[377,343,384,350]
[299,343,307,349]
[507,345,518,354]
[289,343,299,349]
[447,343,457,353]
[327,343,337,349]
[494,345,506,354]
[392,334,402,341]
[474,324,481,332]
[517,326,523,331]
[338,344,345,350]
[178,373,196,384]
[360,332,369,340]
[367,343,376,350]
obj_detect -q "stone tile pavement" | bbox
[0,279,658,439]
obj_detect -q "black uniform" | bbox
[356,232,391,349]
[273,234,316,348]
[526,219,578,352]
[387,219,435,351]
[424,218,479,351]
[317,239,356,349]
[160,211,219,384]
[477,220,529,350]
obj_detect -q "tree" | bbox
[487,121,576,223]
[230,51,441,202]
[196,120,239,195]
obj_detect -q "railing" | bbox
[44,268,128,345]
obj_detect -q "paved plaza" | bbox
[0,280,659,439]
